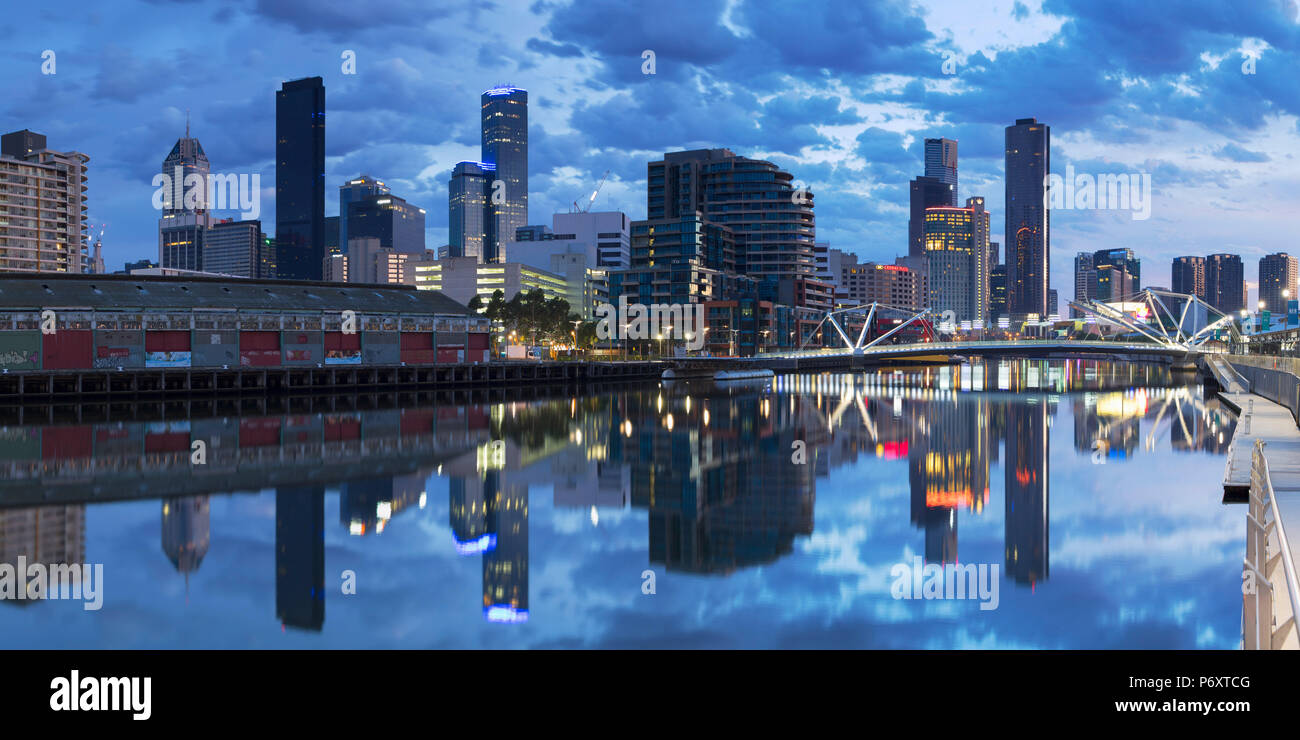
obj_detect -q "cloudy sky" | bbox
[4,0,1299,306]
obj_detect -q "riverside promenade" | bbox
[1211,354,1300,649]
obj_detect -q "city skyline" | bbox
[2,0,1297,308]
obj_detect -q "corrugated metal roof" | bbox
[0,274,472,315]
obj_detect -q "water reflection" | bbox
[0,359,1241,648]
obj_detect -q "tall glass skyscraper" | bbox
[481,86,528,263]
[449,161,492,261]
[1005,118,1050,319]
[1205,253,1245,314]
[275,77,325,280]
[923,137,958,204]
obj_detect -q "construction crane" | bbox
[571,170,610,213]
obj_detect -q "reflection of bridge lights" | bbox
[703,408,710,427]
[664,413,674,431]
[1015,468,1037,486]
[419,492,427,509]
[590,505,598,526]
[622,419,633,437]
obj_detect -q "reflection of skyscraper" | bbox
[162,496,210,575]
[276,486,324,631]
[450,471,496,554]
[1005,401,1049,586]
[483,479,528,622]
[340,473,423,536]
[0,505,85,605]
[635,391,815,574]
[908,396,990,564]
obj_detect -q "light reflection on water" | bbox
[0,359,1241,648]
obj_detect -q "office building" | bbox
[338,175,388,255]
[448,161,492,261]
[923,197,990,324]
[990,265,1008,320]
[1073,252,1095,317]
[412,256,566,307]
[923,137,958,203]
[158,126,212,272]
[0,130,90,273]
[1005,117,1050,318]
[346,192,425,255]
[481,86,528,263]
[275,77,326,280]
[1093,248,1139,302]
[908,176,954,259]
[204,219,269,278]
[1259,252,1298,315]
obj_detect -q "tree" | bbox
[466,294,484,313]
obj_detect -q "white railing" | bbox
[1244,439,1300,649]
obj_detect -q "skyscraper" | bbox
[1073,251,1095,316]
[275,77,325,280]
[1259,252,1298,315]
[158,126,212,271]
[908,176,955,259]
[338,175,388,255]
[0,130,90,273]
[923,137,958,203]
[1005,118,1050,318]
[481,86,528,263]
[1205,253,1245,315]
[1171,256,1206,300]
[204,219,269,278]
[448,161,492,261]
[990,265,1008,320]
[922,197,989,324]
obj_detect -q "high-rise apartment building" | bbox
[481,86,528,263]
[1259,252,1298,315]
[908,176,954,259]
[1205,253,1245,314]
[0,130,90,273]
[646,148,820,297]
[204,219,270,278]
[1093,248,1139,301]
[1171,256,1206,300]
[1005,118,1050,318]
[1072,252,1095,317]
[275,77,326,280]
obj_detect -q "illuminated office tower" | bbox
[1005,117,1050,318]
[481,86,528,263]
[482,480,528,622]
[923,197,990,324]
[923,137,958,203]
[1259,252,1297,315]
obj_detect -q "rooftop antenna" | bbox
[185,109,190,139]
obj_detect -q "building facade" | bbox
[923,197,990,325]
[1259,252,1298,316]
[1005,118,1050,319]
[481,86,528,264]
[1205,253,1246,315]
[275,77,326,280]
[0,130,90,273]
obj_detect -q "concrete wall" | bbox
[193,330,240,368]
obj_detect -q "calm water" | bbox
[0,359,1241,649]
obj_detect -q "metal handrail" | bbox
[1251,441,1300,649]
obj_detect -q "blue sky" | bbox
[4,0,1299,306]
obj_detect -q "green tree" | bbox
[466,294,484,313]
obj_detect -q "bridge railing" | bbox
[756,339,1187,360]
[1245,439,1300,649]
